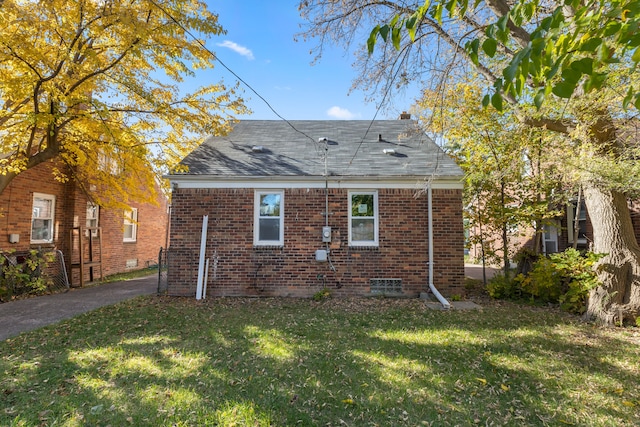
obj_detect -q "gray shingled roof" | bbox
[178,120,463,179]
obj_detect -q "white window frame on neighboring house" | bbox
[254,190,284,246]
[123,208,138,242]
[86,202,99,236]
[567,201,587,246]
[348,191,379,247]
[543,223,559,255]
[31,193,55,244]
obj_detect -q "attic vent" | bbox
[251,145,264,153]
[370,278,402,295]
[382,148,396,155]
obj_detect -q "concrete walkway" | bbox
[464,263,499,281]
[0,275,157,341]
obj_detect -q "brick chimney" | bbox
[399,111,411,120]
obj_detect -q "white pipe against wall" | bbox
[203,258,210,300]
[428,184,451,310]
[196,215,209,300]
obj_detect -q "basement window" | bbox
[370,278,402,295]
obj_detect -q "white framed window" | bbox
[31,193,55,244]
[567,201,587,245]
[349,191,378,246]
[543,224,559,254]
[86,202,99,236]
[123,208,138,242]
[254,190,284,246]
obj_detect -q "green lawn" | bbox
[1,296,639,426]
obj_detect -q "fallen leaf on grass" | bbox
[500,384,510,391]
[475,378,487,386]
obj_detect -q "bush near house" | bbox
[487,249,605,314]
[0,249,54,301]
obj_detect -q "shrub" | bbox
[487,248,604,315]
[0,250,54,301]
[486,272,520,299]
[312,287,331,301]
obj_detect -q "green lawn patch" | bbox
[1,297,638,426]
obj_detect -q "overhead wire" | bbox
[147,0,324,157]
[148,0,415,165]
[345,42,414,170]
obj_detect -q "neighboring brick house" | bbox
[0,160,169,287]
[467,197,640,264]
[166,119,465,298]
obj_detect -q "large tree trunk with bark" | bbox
[583,184,640,326]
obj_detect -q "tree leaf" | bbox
[552,81,575,98]
[534,89,546,110]
[579,37,602,52]
[623,86,634,110]
[392,27,401,50]
[491,92,503,110]
[570,58,593,75]
[561,68,582,85]
[583,72,607,91]
[367,26,380,54]
[482,94,491,108]
[467,38,480,65]
[379,24,390,42]
[482,38,497,57]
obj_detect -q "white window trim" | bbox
[86,202,99,237]
[31,193,55,244]
[123,208,138,242]
[348,190,379,247]
[254,190,284,246]
[566,203,587,245]
[543,223,559,255]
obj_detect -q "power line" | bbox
[346,43,412,169]
[147,0,321,154]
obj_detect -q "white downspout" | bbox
[428,184,451,310]
[196,215,209,300]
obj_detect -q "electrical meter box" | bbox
[322,226,332,243]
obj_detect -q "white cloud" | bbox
[216,40,254,60]
[326,106,358,119]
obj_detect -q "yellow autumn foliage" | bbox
[0,0,248,208]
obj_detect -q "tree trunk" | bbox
[583,184,640,326]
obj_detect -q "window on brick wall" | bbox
[254,190,284,246]
[349,191,378,246]
[31,193,55,244]
[123,208,138,242]
[86,202,99,237]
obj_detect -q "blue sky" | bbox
[196,1,415,121]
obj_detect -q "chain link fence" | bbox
[0,249,69,301]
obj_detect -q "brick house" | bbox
[0,160,169,287]
[166,119,465,299]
